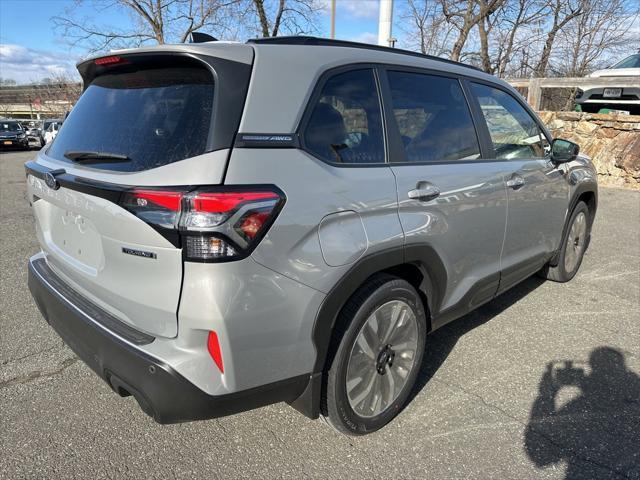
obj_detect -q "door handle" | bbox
[506,175,525,189]
[408,183,440,201]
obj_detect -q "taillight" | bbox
[121,190,183,229]
[181,191,280,230]
[120,187,285,262]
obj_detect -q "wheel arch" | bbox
[287,245,447,419]
[550,180,598,267]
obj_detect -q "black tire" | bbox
[322,274,427,435]
[539,201,591,282]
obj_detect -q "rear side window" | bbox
[48,64,214,172]
[387,71,480,163]
[471,83,548,159]
[303,69,385,164]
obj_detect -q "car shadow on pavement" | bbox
[409,275,546,401]
[404,274,639,479]
[524,347,640,479]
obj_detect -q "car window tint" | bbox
[47,64,214,172]
[304,69,384,164]
[1,122,22,132]
[612,54,640,68]
[471,83,548,159]
[387,71,480,163]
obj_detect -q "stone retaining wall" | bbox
[538,111,640,189]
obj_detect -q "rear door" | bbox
[26,52,251,338]
[468,82,568,292]
[381,68,507,326]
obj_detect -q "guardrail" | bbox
[506,77,639,110]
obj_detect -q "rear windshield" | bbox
[48,65,214,172]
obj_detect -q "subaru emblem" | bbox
[44,172,60,190]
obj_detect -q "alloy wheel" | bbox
[345,300,419,418]
[564,211,587,273]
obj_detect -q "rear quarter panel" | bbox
[224,148,404,293]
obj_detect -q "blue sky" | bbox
[0,0,384,83]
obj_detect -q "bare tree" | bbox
[241,0,320,38]
[400,0,456,56]
[533,0,584,76]
[554,0,639,76]
[53,0,241,53]
[485,0,548,75]
[54,0,321,52]
[402,0,547,72]
[440,0,505,61]
[476,2,502,72]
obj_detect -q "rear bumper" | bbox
[575,86,640,104]
[28,255,308,423]
[0,138,29,148]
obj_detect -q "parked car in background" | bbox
[26,37,598,435]
[21,120,45,148]
[575,53,640,114]
[43,120,62,144]
[0,120,29,150]
[28,129,45,148]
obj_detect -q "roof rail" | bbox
[246,36,482,72]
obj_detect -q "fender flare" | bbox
[550,180,598,267]
[288,244,447,419]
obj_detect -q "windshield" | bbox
[612,54,640,69]
[1,122,23,132]
[47,64,214,172]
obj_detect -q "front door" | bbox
[381,69,508,327]
[469,82,569,292]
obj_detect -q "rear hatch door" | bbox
[26,50,252,338]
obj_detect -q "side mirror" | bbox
[550,138,580,163]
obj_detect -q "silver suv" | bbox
[26,37,598,435]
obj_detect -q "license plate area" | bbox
[603,88,622,98]
[3,141,12,145]
[49,204,104,270]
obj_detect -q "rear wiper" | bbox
[64,150,130,162]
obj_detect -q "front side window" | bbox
[303,69,384,164]
[387,71,480,163]
[471,83,548,159]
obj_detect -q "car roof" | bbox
[76,38,519,133]
[248,36,483,72]
[83,37,490,79]
[241,40,511,133]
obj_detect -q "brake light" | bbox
[94,55,123,65]
[120,187,284,261]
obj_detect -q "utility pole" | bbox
[330,0,336,39]
[378,0,394,47]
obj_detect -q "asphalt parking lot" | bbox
[1,149,638,479]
